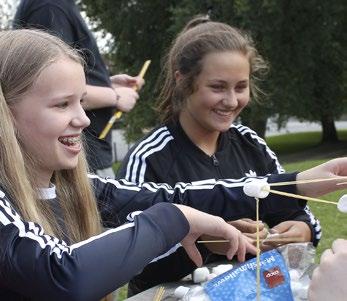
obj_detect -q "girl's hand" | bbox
[175,205,257,267]
[201,218,267,255]
[261,221,311,251]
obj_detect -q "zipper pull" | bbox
[212,154,219,166]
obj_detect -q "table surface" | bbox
[124,261,230,301]
[125,279,197,301]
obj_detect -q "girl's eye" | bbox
[56,101,68,109]
[210,85,224,91]
[235,85,248,93]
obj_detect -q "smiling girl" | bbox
[0,29,260,300]
[118,16,321,295]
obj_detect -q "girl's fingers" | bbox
[331,238,347,253]
[236,234,246,262]
[182,241,203,267]
[228,219,265,233]
[246,239,257,255]
[226,236,238,260]
[243,227,268,240]
[320,248,333,263]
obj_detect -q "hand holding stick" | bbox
[99,60,151,139]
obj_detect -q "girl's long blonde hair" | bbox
[0,29,101,241]
[0,29,111,300]
[0,30,111,299]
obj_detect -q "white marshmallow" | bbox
[338,194,347,213]
[192,267,210,283]
[297,284,309,299]
[243,179,270,199]
[290,281,302,297]
[212,264,233,275]
[187,287,210,301]
[174,286,190,299]
[289,269,300,282]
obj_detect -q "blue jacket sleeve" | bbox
[0,192,189,301]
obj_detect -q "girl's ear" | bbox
[174,70,183,84]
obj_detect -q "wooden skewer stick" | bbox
[265,188,338,205]
[269,176,347,187]
[98,60,151,139]
[255,197,260,301]
[197,240,230,243]
[197,237,303,244]
[153,286,165,301]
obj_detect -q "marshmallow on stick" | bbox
[243,179,270,199]
[338,194,347,213]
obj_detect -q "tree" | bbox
[81,0,346,142]
[269,0,346,143]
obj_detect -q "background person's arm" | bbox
[82,84,139,111]
[297,157,347,196]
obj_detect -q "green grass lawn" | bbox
[266,129,347,155]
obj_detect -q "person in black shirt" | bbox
[0,28,257,301]
[117,16,321,295]
[13,0,144,177]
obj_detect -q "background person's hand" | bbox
[297,157,347,197]
[110,74,145,90]
[110,73,145,112]
[308,239,347,301]
[174,205,257,267]
[113,87,139,112]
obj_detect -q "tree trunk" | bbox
[250,117,267,139]
[321,115,338,143]
[241,105,269,139]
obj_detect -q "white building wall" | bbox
[111,129,134,162]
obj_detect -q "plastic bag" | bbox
[278,243,316,301]
[204,249,293,301]
[181,243,316,301]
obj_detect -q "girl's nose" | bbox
[222,89,238,108]
[71,106,90,129]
